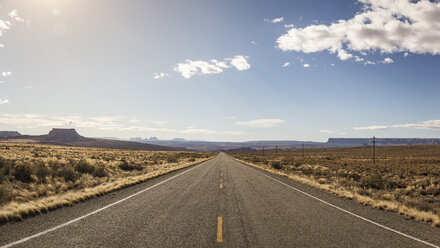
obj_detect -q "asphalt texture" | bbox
[0,153,439,247]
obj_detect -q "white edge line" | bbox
[238,160,440,248]
[0,159,212,248]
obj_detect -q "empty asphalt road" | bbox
[1,153,439,247]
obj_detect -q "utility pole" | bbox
[372,136,376,165]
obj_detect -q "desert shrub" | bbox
[35,161,51,182]
[166,157,178,163]
[359,175,384,189]
[270,161,282,170]
[13,163,34,183]
[188,158,196,162]
[58,167,78,182]
[93,167,107,178]
[119,160,142,171]
[0,157,14,177]
[0,184,12,205]
[74,160,95,174]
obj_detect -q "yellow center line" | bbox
[220,183,223,189]
[217,216,223,243]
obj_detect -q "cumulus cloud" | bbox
[2,71,11,77]
[236,118,285,128]
[230,55,251,71]
[174,55,250,79]
[277,0,440,61]
[303,63,310,68]
[153,72,169,79]
[0,99,9,104]
[282,62,290,67]
[270,17,284,23]
[354,120,440,131]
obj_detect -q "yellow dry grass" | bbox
[228,146,440,227]
[0,143,216,223]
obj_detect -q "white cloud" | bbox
[282,62,290,67]
[284,24,294,28]
[381,57,394,64]
[319,129,333,134]
[236,118,285,128]
[277,0,440,61]
[2,71,11,77]
[0,99,9,104]
[364,60,376,65]
[354,120,440,131]
[230,55,251,71]
[251,41,257,45]
[153,72,169,79]
[404,52,409,57]
[354,56,364,62]
[271,17,284,24]
[303,63,310,68]
[337,49,353,60]
[353,125,390,130]
[174,55,250,79]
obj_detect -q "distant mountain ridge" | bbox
[0,131,21,137]
[130,137,440,151]
[1,129,438,151]
[0,129,179,151]
[328,138,440,146]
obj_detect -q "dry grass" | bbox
[228,145,440,227]
[0,143,216,223]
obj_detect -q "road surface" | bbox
[1,153,439,247]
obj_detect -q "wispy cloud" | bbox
[270,17,284,24]
[303,64,310,68]
[153,72,169,79]
[354,120,440,131]
[276,0,440,62]
[319,129,333,134]
[0,99,9,105]
[282,62,290,67]
[236,118,285,128]
[284,24,294,28]
[8,9,25,23]
[353,125,390,131]
[174,55,250,79]
[381,57,394,64]
[1,71,11,77]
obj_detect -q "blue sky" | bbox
[0,0,439,142]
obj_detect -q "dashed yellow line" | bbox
[217,216,223,243]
